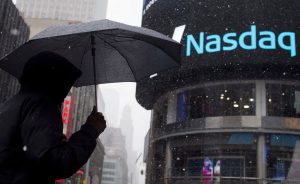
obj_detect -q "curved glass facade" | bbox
[153,81,300,127]
[147,81,300,184]
[178,83,256,120]
[141,0,300,183]
[149,133,300,184]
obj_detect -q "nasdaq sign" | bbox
[186,25,297,57]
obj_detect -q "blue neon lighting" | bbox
[186,25,297,57]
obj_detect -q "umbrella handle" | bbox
[91,33,98,111]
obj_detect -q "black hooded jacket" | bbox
[0,52,100,184]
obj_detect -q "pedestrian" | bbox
[0,51,106,184]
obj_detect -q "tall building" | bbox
[102,88,120,126]
[0,0,29,104]
[16,0,97,22]
[120,105,140,184]
[120,105,134,152]
[15,0,108,38]
[100,127,128,184]
[102,155,128,184]
[138,0,300,184]
[90,139,105,184]
[71,86,104,133]
[60,86,105,184]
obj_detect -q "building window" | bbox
[266,84,300,117]
[103,162,116,169]
[177,93,187,122]
[102,171,115,175]
[266,134,300,179]
[183,83,255,119]
[187,157,245,177]
[206,84,255,116]
[102,177,115,182]
[189,89,205,119]
[153,98,168,128]
[171,133,257,179]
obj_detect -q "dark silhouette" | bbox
[0,51,106,184]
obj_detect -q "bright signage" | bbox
[186,25,297,57]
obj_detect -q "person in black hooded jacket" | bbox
[0,51,106,184]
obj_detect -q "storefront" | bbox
[138,0,300,183]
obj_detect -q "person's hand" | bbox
[86,106,106,134]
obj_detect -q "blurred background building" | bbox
[0,0,29,103]
[120,105,139,184]
[139,0,300,184]
[100,127,128,184]
[15,0,108,38]
[61,86,105,184]
[90,139,105,184]
[16,0,97,21]
[102,89,120,126]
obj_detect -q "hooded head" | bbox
[20,51,82,104]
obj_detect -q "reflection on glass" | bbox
[178,83,255,120]
[202,158,213,184]
[214,160,221,184]
[267,84,300,117]
[266,134,300,180]
[177,93,187,122]
[174,133,254,180]
[153,99,168,127]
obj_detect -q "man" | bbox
[0,51,106,184]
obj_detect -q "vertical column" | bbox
[164,141,172,184]
[256,80,267,183]
[257,134,266,184]
[256,80,266,117]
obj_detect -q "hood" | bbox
[19,51,82,104]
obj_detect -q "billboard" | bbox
[137,0,300,109]
[142,0,300,67]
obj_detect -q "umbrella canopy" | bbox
[0,19,181,87]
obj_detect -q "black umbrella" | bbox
[0,19,181,109]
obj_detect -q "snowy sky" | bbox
[97,0,150,158]
[99,83,151,157]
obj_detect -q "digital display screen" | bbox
[142,0,300,66]
[188,157,243,183]
[138,0,300,110]
[187,158,221,183]
[202,158,221,184]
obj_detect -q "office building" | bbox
[101,127,128,184]
[0,0,29,103]
[138,0,300,183]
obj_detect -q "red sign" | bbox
[62,96,74,137]
[62,97,71,124]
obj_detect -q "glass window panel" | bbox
[177,93,187,122]
[266,134,300,180]
[178,83,255,119]
[267,84,300,117]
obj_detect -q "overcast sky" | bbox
[98,0,150,157]
[99,83,151,156]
